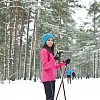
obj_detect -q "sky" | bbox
[73,0,98,27]
[73,0,89,27]
[0,78,100,100]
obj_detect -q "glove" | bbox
[64,58,71,65]
[54,53,60,60]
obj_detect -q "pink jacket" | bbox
[39,48,66,82]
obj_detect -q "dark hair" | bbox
[42,43,54,55]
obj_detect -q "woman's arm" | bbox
[40,49,55,70]
[55,62,66,69]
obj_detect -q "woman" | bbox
[39,33,70,100]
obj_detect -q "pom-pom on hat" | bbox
[42,33,54,45]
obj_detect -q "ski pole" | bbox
[55,62,67,100]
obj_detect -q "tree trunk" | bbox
[11,0,19,81]
[93,52,96,78]
[33,2,40,82]
[8,0,13,82]
[3,2,8,80]
[24,8,31,80]
[18,8,24,79]
[29,12,35,80]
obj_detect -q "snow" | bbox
[0,78,100,100]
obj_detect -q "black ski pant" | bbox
[67,75,71,84]
[43,81,55,100]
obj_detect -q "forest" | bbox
[0,0,100,82]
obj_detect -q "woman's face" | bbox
[46,38,54,47]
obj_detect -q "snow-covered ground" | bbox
[0,78,100,100]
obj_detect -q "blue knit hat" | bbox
[42,33,54,45]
